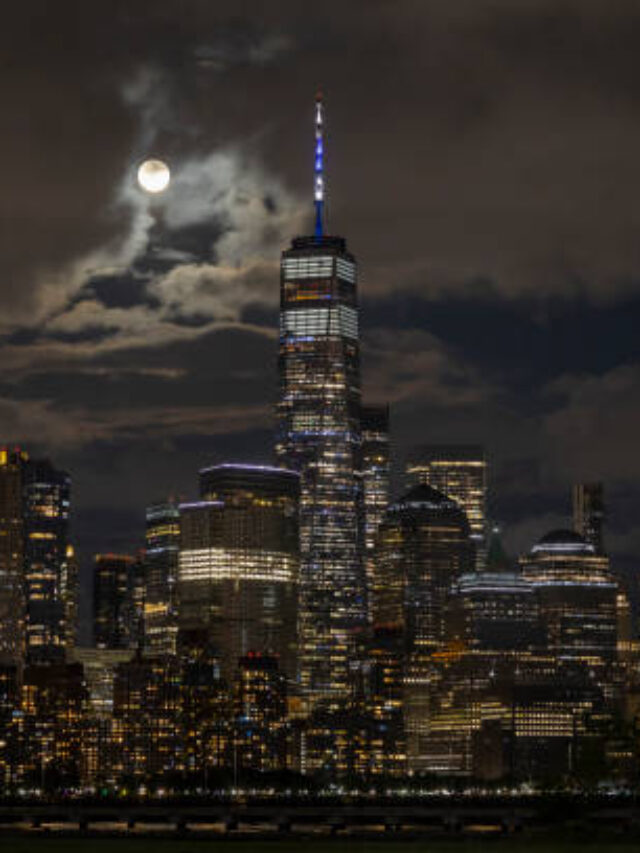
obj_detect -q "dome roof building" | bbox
[520,527,617,668]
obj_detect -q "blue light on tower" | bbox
[314,92,325,238]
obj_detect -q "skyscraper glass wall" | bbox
[406,444,487,570]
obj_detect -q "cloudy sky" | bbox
[3,1,640,623]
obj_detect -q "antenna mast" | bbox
[314,91,325,237]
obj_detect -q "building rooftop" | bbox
[531,528,595,555]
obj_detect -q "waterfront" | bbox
[4,838,640,853]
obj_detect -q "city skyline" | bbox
[2,3,640,604]
[2,3,640,791]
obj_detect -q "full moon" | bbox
[137,159,171,194]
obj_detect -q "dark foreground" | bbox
[3,839,640,853]
[1,795,640,844]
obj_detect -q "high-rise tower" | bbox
[0,448,27,664]
[276,94,365,706]
[144,500,180,655]
[178,465,299,683]
[22,458,71,663]
[573,482,604,554]
[406,445,487,570]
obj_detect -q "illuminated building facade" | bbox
[520,529,617,669]
[93,554,137,650]
[447,532,542,652]
[234,653,288,773]
[179,631,231,782]
[276,94,365,705]
[406,444,487,570]
[361,404,390,623]
[179,464,299,682]
[374,483,473,651]
[112,654,181,783]
[15,663,87,788]
[0,665,19,785]
[573,482,605,554]
[144,500,180,655]
[61,544,78,652]
[359,625,406,777]
[0,448,27,664]
[22,458,71,663]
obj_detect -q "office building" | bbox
[179,464,299,682]
[361,404,390,623]
[234,652,288,774]
[111,654,181,783]
[520,529,618,669]
[144,500,180,655]
[179,631,232,783]
[16,663,87,788]
[275,94,366,705]
[359,625,406,777]
[22,458,71,663]
[373,483,473,651]
[61,544,78,652]
[447,530,542,652]
[406,444,487,569]
[0,448,27,664]
[573,482,605,554]
[93,554,137,650]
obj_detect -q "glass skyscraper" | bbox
[178,464,300,684]
[22,458,71,663]
[406,444,487,570]
[0,448,27,664]
[520,529,618,669]
[93,553,137,650]
[276,94,366,706]
[144,500,180,655]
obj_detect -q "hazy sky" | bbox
[3,1,640,621]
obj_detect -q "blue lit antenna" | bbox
[314,90,325,237]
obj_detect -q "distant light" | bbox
[137,159,170,194]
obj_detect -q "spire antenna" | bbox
[314,90,325,238]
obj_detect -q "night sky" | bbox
[3,1,640,634]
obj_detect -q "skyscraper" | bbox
[276,94,365,706]
[447,530,542,652]
[406,444,487,570]
[361,404,390,623]
[0,448,27,664]
[520,530,617,669]
[178,464,299,682]
[573,482,605,554]
[60,544,79,653]
[22,458,71,663]
[144,500,180,655]
[93,554,137,650]
[373,483,473,651]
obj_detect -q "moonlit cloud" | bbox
[3,0,640,574]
